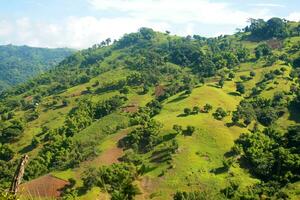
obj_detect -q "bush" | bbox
[173,124,183,134]
[0,144,15,161]
[213,107,227,120]
[192,106,201,114]
[184,126,195,136]
[250,71,256,77]
[255,43,272,59]
[184,108,192,116]
[236,82,245,94]
[203,104,213,113]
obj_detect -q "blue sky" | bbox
[0,0,300,49]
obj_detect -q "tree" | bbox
[265,17,288,38]
[257,107,278,126]
[292,57,300,68]
[203,104,213,113]
[218,78,225,88]
[255,43,272,59]
[231,111,240,124]
[105,38,111,45]
[243,117,252,127]
[250,71,256,77]
[240,75,249,81]
[62,99,70,107]
[120,86,130,94]
[173,125,183,134]
[185,87,193,95]
[236,82,245,95]
[192,106,201,114]
[213,107,227,120]
[185,126,195,136]
[183,108,192,116]
[246,18,288,39]
[31,136,40,148]
[0,144,15,161]
[228,72,235,80]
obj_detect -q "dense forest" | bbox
[0,45,74,92]
[0,17,300,200]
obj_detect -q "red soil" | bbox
[19,174,69,199]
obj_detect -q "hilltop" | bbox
[0,44,74,92]
[0,17,300,200]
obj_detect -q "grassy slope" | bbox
[16,35,300,199]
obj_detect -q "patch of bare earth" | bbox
[19,174,69,199]
[155,85,166,98]
[122,103,139,113]
[135,176,161,200]
[95,147,123,165]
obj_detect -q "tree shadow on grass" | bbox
[227,92,240,96]
[210,166,228,175]
[225,122,245,128]
[76,186,88,197]
[162,133,177,142]
[167,95,187,104]
[177,113,187,117]
[19,144,35,154]
[207,84,219,88]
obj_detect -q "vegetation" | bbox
[0,18,300,200]
[0,45,74,91]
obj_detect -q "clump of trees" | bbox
[0,144,14,161]
[245,18,289,40]
[82,163,140,200]
[183,104,212,116]
[233,126,300,184]
[120,119,162,153]
[232,95,286,127]
[0,120,24,143]
[65,95,126,136]
[255,43,273,59]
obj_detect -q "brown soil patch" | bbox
[20,174,69,199]
[68,91,82,98]
[86,130,129,167]
[96,147,123,165]
[122,105,139,113]
[24,96,33,101]
[155,85,166,98]
[267,39,283,49]
[136,176,159,200]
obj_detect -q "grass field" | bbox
[15,37,300,200]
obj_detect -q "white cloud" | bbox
[287,12,300,22]
[0,20,13,37]
[0,0,279,48]
[250,3,285,8]
[0,16,170,49]
[88,0,271,26]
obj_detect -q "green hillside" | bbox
[0,18,300,200]
[0,45,74,91]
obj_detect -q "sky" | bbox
[0,0,300,49]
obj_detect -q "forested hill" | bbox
[0,44,74,91]
[0,17,300,200]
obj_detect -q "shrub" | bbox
[203,104,213,113]
[184,108,192,116]
[213,107,227,120]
